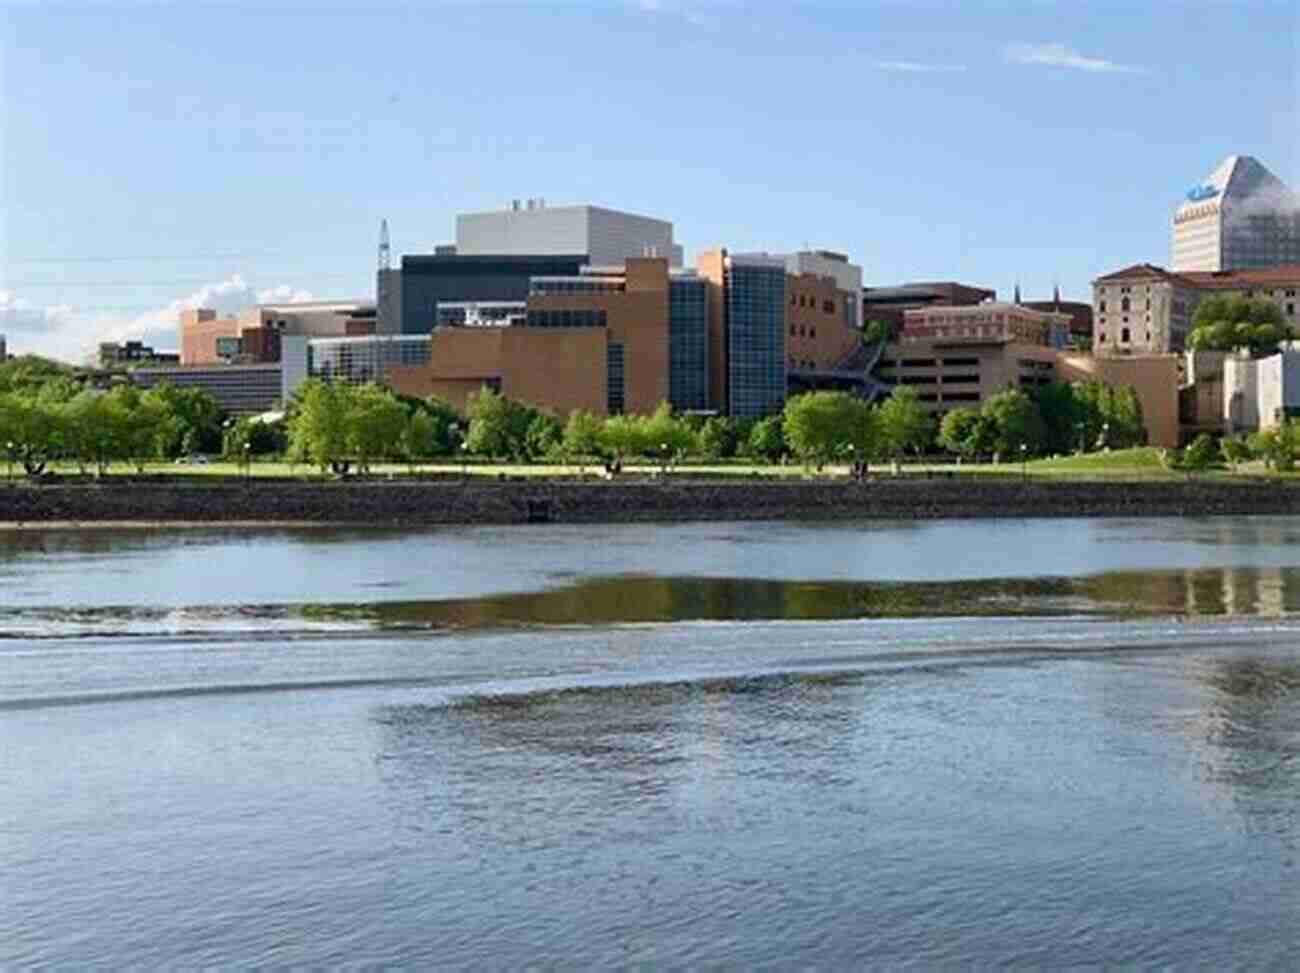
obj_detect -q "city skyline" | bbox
[2,0,1297,361]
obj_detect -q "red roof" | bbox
[1095,262,1300,289]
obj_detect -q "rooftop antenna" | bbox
[378,218,391,271]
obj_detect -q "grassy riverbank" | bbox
[2,447,1288,484]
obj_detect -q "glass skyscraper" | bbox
[1172,155,1300,272]
[725,256,788,418]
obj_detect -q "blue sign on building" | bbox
[1185,184,1220,202]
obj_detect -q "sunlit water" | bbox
[4,518,1300,966]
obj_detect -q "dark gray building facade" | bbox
[385,254,589,335]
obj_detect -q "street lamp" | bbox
[1020,442,1028,481]
[461,441,470,479]
[243,442,251,482]
[1100,421,1110,452]
[660,441,669,476]
[5,441,12,481]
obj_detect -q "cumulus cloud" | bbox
[875,60,966,73]
[0,274,316,365]
[1005,42,1146,74]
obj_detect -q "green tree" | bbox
[400,410,439,471]
[464,386,537,460]
[1249,422,1299,472]
[876,386,933,459]
[1220,434,1252,471]
[782,391,875,469]
[1187,295,1291,356]
[1178,433,1219,477]
[0,391,62,475]
[745,415,786,462]
[288,379,355,473]
[1031,382,1081,456]
[641,402,696,460]
[981,388,1046,458]
[61,390,126,475]
[525,413,563,461]
[937,408,979,459]
[697,416,738,460]
[599,414,648,461]
[562,409,605,461]
[347,384,408,473]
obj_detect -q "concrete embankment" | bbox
[2,477,1299,527]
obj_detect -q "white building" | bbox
[1172,155,1300,272]
[455,201,682,268]
[1222,344,1300,433]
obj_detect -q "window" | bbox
[1121,297,1130,312]
[1099,332,1107,343]
[1289,304,1296,316]
[1121,327,1131,343]
[1145,331,1151,342]
[809,327,816,339]
[1099,300,1107,312]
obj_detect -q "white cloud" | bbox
[0,274,316,365]
[875,60,966,74]
[1005,42,1146,74]
[629,0,719,28]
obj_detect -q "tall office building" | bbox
[1172,155,1300,272]
[714,253,788,419]
[456,202,683,268]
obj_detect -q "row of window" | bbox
[524,309,608,328]
[789,324,818,339]
[790,294,838,314]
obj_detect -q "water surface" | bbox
[4,517,1300,966]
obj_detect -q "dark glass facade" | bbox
[726,262,787,418]
[668,277,709,411]
[607,342,626,415]
[398,254,587,334]
[308,336,432,385]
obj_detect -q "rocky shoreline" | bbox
[1,477,1298,527]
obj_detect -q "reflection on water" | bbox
[7,566,1300,640]
[1194,658,1300,840]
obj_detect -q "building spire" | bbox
[1053,282,1061,305]
[1013,281,1021,305]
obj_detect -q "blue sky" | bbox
[2,0,1297,361]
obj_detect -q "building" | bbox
[862,281,996,336]
[131,364,283,415]
[1094,263,1300,356]
[1172,155,1300,272]
[456,201,682,268]
[876,302,1070,415]
[1024,287,1093,348]
[0,334,7,362]
[180,301,375,365]
[1217,345,1300,435]
[306,335,432,386]
[390,253,588,335]
[98,341,179,368]
[1092,264,1199,355]
[785,251,863,328]
[388,257,707,417]
[695,251,790,419]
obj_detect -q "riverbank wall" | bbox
[2,477,1299,527]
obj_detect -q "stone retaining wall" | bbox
[2,477,1298,526]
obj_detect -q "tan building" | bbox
[877,301,1178,448]
[1093,263,1300,357]
[389,258,691,417]
[180,301,376,365]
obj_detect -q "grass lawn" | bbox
[4,448,1293,484]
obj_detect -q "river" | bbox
[4,517,1300,966]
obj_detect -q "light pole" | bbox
[461,441,470,479]
[1100,421,1110,452]
[660,441,669,476]
[1020,442,1028,481]
[5,441,12,481]
[243,442,251,482]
